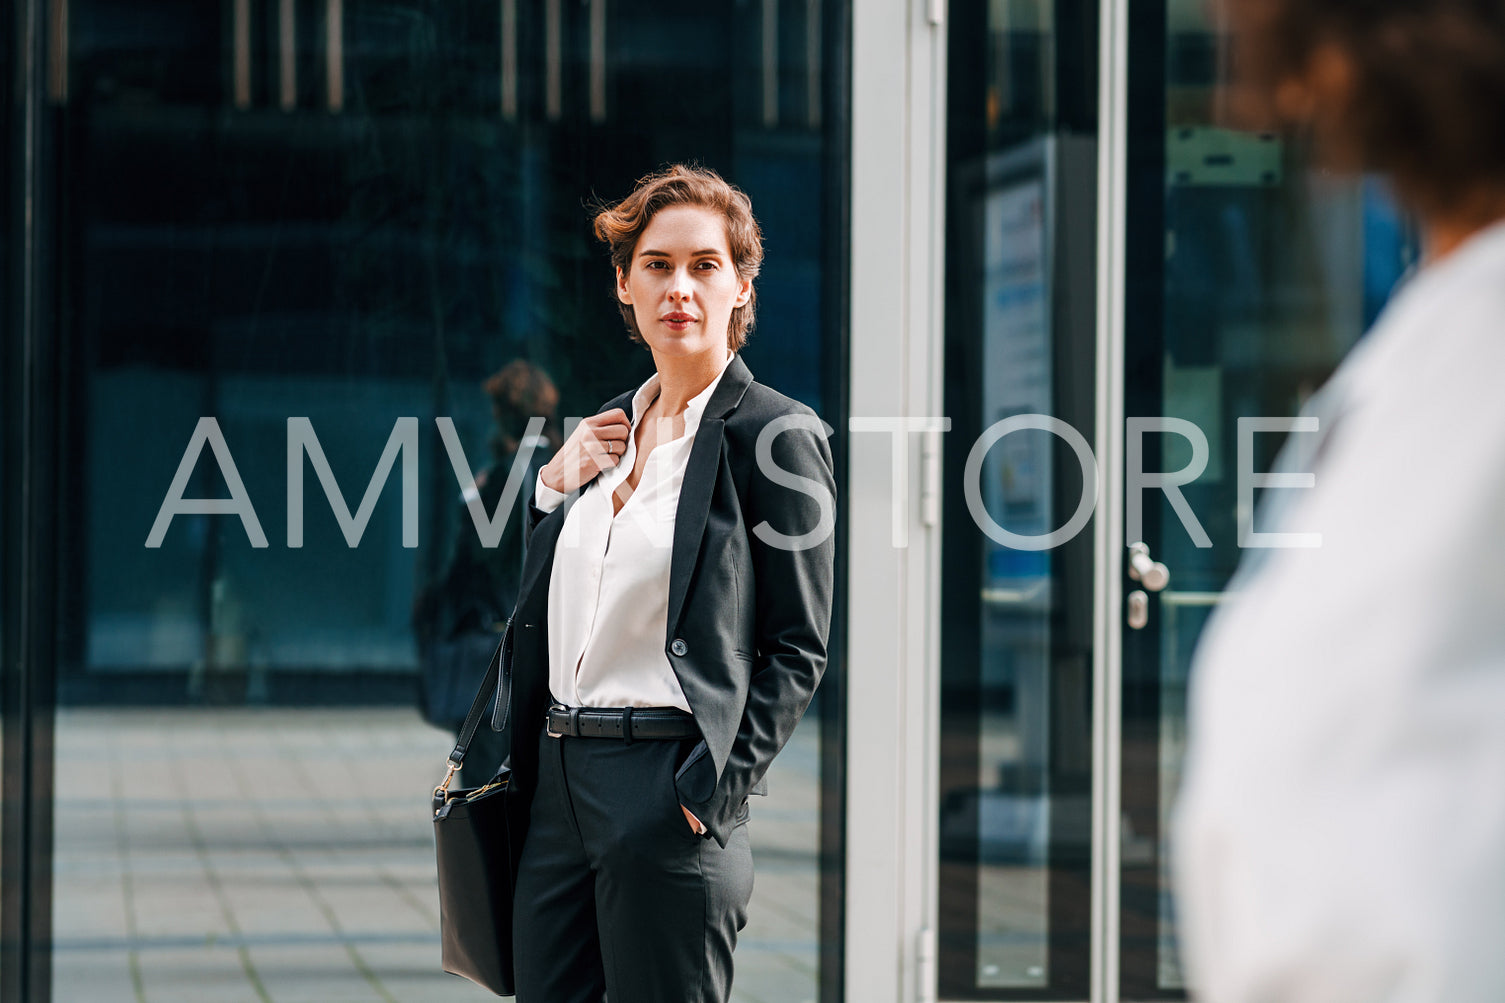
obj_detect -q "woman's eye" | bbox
[641,259,718,271]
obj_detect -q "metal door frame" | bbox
[1090,0,1131,1000]
[4,0,62,999]
[845,0,1132,1000]
[845,2,947,1002]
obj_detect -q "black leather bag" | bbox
[432,618,517,996]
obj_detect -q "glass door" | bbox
[938,0,1100,997]
[1114,0,1417,997]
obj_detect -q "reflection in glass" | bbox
[1118,0,1419,996]
[975,154,1054,991]
[940,0,1098,997]
[48,1,845,999]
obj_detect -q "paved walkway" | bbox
[53,708,821,1003]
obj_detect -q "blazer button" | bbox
[670,639,688,657]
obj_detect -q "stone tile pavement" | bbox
[53,708,822,1003]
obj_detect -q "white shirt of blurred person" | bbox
[1172,217,1505,1002]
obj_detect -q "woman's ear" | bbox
[616,264,632,304]
[734,275,752,308]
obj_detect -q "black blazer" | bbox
[503,354,836,847]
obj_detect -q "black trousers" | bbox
[512,727,755,1003]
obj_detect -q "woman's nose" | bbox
[668,270,693,300]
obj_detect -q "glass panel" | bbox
[939,0,1098,997]
[1116,0,1418,996]
[50,1,847,1000]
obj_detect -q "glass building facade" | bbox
[4,1,1413,1001]
[6,2,848,1000]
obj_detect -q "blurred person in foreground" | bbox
[1173,2,1505,1001]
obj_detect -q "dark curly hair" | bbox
[1223,0,1505,221]
[591,164,764,352]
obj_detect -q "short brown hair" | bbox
[1223,0,1505,220]
[591,164,764,352]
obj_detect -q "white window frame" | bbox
[845,2,947,1002]
[845,0,1133,1000]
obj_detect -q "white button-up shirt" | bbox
[533,351,735,711]
[1172,219,1505,1002]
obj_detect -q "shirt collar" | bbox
[628,349,736,435]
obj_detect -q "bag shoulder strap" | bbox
[447,616,512,769]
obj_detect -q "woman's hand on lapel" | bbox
[540,409,631,494]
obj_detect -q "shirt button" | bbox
[670,639,688,657]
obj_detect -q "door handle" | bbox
[1127,542,1170,592]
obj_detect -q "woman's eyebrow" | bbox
[638,248,725,259]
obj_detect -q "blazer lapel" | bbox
[517,357,755,637]
[665,417,724,635]
[664,355,755,635]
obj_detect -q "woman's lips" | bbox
[662,314,696,330]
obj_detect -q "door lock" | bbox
[1127,590,1149,630]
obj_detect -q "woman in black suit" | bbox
[504,164,836,1003]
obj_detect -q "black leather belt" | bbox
[545,703,699,741]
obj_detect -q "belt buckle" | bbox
[546,703,567,739]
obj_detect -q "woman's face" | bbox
[616,204,752,361]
